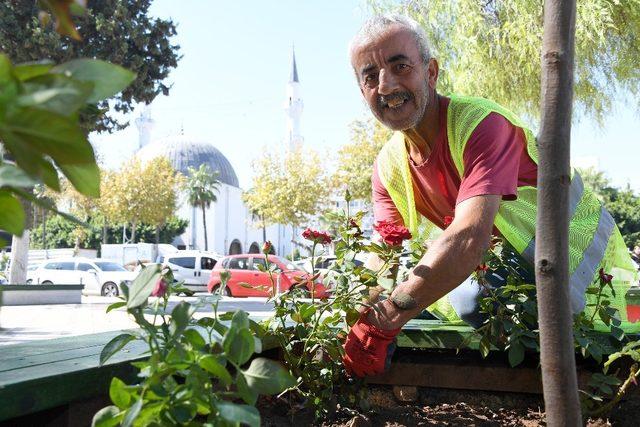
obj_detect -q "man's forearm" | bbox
[387,225,489,323]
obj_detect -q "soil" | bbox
[259,386,640,426]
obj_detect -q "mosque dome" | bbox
[136,135,239,188]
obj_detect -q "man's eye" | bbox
[363,74,378,86]
[395,64,410,73]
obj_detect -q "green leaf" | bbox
[377,276,395,291]
[224,327,254,365]
[169,404,195,424]
[183,328,206,349]
[170,301,193,336]
[106,301,126,313]
[2,106,94,164]
[0,190,25,235]
[109,377,131,409]
[242,357,296,395]
[479,336,491,358]
[0,164,38,188]
[100,333,136,365]
[13,61,54,81]
[52,59,136,103]
[18,74,93,115]
[121,398,142,427]
[91,405,121,427]
[236,371,258,405]
[231,310,250,330]
[508,342,525,367]
[216,402,260,427]
[199,355,232,386]
[127,264,162,309]
[57,162,101,198]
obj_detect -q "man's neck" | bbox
[402,92,441,163]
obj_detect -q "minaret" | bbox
[284,47,304,150]
[135,105,155,150]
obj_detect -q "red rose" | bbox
[475,263,489,272]
[151,278,168,297]
[302,228,332,245]
[373,220,412,247]
[599,268,613,284]
[262,241,272,254]
[443,216,454,228]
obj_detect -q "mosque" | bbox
[134,52,305,256]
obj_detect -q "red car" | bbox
[207,254,328,298]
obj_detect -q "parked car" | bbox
[207,254,328,298]
[163,250,221,292]
[26,263,42,284]
[31,257,137,296]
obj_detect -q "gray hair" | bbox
[349,14,431,69]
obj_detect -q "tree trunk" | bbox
[261,214,266,244]
[535,0,581,424]
[103,223,107,244]
[155,225,160,244]
[202,205,208,251]
[131,221,137,243]
[9,196,33,284]
[9,230,30,284]
[42,209,47,250]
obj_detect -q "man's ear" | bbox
[427,58,439,90]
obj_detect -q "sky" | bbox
[93,0,640,192]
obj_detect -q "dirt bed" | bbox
[260,386,640,426]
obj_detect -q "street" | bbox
[0,294,278,346]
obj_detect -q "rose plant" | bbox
[260,195,411,418]
[473,236,640,417]
[93,264,295,426]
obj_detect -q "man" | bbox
[342,14,637,377]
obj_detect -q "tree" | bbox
[0,2,135,282]
[244,146,330,232]
[0,0,180,132]
[30,215,188,250]
[101,157,183,243]
[186,164,220,251]
[332,119,392,201]
[370,0,640,124]
[534,0,581,422]
[243,151,286,231]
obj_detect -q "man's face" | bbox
[351,25,435,131]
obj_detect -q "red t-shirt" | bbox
[372,96,538,230]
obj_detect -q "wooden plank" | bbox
[0,331,136,362]
[0,332,148,421]
[368,351,592,394]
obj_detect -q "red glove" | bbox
[342,311,401,377]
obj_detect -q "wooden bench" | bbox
[0,330,146,424]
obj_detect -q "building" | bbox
[133,51,307,256]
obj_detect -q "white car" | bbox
[32,257,137,296]
[162,250,221,292]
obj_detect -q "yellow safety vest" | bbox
[376,95,637,324]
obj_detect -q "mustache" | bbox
[378,91,413,108]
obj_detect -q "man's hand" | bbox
[343,307,401,377]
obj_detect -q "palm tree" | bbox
[186,165,220,251]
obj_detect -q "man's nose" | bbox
[377,69,399,95]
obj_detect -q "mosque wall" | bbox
[175,183,293,256]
